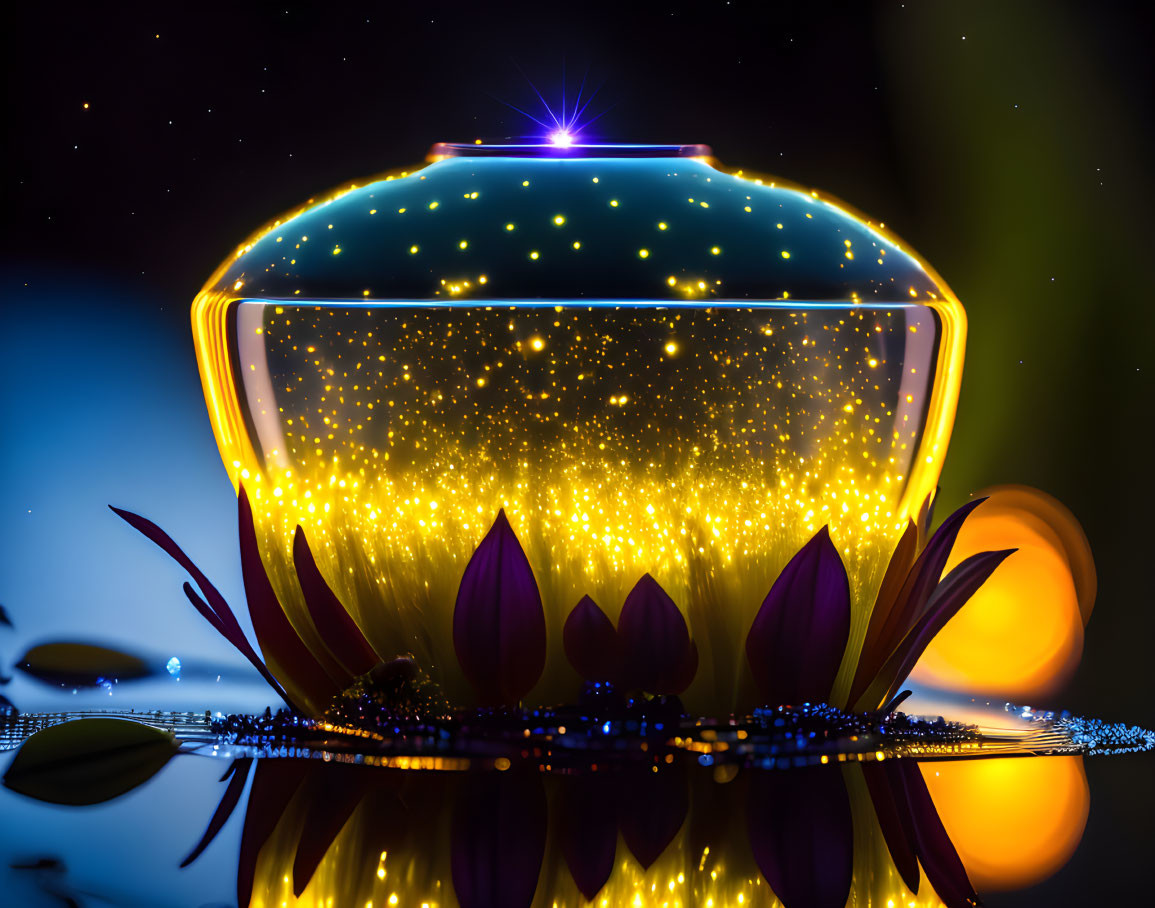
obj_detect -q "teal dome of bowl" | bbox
[212,143,944,303]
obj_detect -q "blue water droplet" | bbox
[166,657,181,679]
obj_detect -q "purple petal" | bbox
[238,487,338,714]
[854,499,986,703]
[564,595,621,684]
[453,510,547,706]
[617,573,693,695]
[892,761,979,908]
[862,762,920,894]
[558,775,617,900]
[293,526,380,680]
[860,549,1015,711]
[451,769,547,908]
[180,759,253,867]
[747,766,853,908]
[745,527,850,706]
[670,639,699,695]
[616,762,689,869]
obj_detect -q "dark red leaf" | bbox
[858,549,1015,711]
[747,766,853,908]
[293,526,379,679]
[110,505,285,701]
[452,510,547,706]
[745,527,850,706]
[292,763,369,896]
[848,521,917,706]
[563,595,620,684]
[180,759,253,868]
[892,761,980,908]
[239,487,339,713]
[237,759,310,908]
[853,499,985,704]
[617,574,694,695]
[182,584,289,704]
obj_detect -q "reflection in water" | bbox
[922,756,1090,892]
[189,755,1028,908]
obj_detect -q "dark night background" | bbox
[2,1,1153,904]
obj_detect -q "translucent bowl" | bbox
[191,143,965,705]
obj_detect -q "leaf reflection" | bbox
[175,753,1002,908]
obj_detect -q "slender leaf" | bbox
[181,758,253,867]
[863,762,920,894]
[857,549,1015,711]
[293,526,379,680]
[852,499,985,705]
[848,521,917,705]
[893,761,980,908]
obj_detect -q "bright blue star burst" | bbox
[495,64,609,145]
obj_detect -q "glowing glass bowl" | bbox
[191,143,965,703]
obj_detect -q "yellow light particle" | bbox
[332,246,341,255]
[667,276,677,286]
[572,241,581,250]
[710,246,721,255]
[664,342,678,355]
[658,222,668,230]
[530,250,540,260]
[609,199,619,207]
[530,337,545,351]
[638,249,650,258]
[398,207,406,213]
[522,180,530,187]
[459,240,468,249]
[428,201,439,209]
[409,245,419,254]
[744,205,752,212]
[553,215,566,226]
[781,250,791,259]
[869,358,879,368]
[505,222,515,231]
